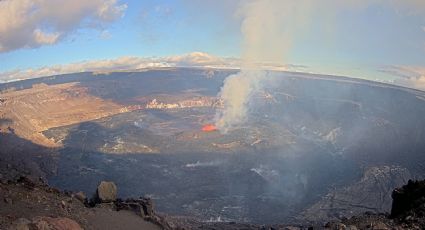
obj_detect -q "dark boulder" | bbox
[391,179,425,218]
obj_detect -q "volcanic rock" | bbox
[4,197,13,204]
[324,222,346,230]
[371,221,389,230]
[0,174,163,230]
[39,217,83,230]
[96,181,117,203]
[115,198,154,218]
[13,218,31,230]
[74,191,86,203]
[391,179,425,219]
[11,217,83,230]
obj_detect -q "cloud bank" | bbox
[381,65,425,90]
[0,52,308,83]
[0,0,127,52]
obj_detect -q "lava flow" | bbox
[202,124,217,132]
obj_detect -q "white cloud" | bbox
[164,52,238,67]
[395,75,425,91]
[0,52,226,83]
[0,52,307,83]
[33,29,60,45]
[96,0,127,22]
[381,65,425,90]
[99,30,112,40]
[0,0,127,52]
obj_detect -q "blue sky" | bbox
[0,0,240,70]
[0,0,425,88]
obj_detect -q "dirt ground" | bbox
[0,178,160,230]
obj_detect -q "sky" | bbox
[0,0,425,90]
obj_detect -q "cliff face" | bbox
[301,166,412,222]
[0,82,221,148]
[0,83,127,147]
[391,179,425,220]
[335,179,425,230]
[145,97,220,109]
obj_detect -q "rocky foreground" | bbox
[0,176,165,230]
[0,173,424,230]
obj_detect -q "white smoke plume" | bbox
[214,0,425,133]
[215,70,266,132]
[215,0,308,132]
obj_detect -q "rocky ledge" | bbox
[0,176,168,230]
[1,175,424,230]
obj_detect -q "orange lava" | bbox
[202,124,217,132]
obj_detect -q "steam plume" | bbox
[215,0,307,132]
[214,0,425,133]
[215,70,265,132]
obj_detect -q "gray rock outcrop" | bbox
[96,181,117,203]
